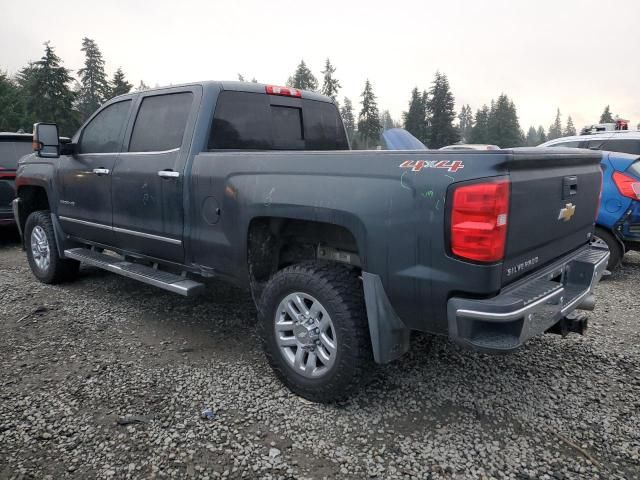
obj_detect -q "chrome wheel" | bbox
[30,225,50,271]
[274,292,337,378]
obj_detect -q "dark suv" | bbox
[0,133,33,226]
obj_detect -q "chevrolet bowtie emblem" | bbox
[558,203,576,222]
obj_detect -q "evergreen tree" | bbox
[287,60,318,91]
[470,105,490,144]
[136,80,149,91]
[402,87,428,144]
[458,104,473,143]
[548,108,563,140]
[237,74,245,81]
[16,42,79,136]
[426,72,459,148]
[537,125,547,143]
[340,97,355,142]
[251,78,258,83]
[487,94,523,147]
[380,110,396,131]
[564,115,576,136]
[357,80,382,149]
[0,72,26,131]
[77,37,110,121]
[525,126,539,146]
[109,67,132,99]
[320,58,340,101]
[599,105,614,123]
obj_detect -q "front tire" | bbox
[24,211,79,284]
[258,262,374,403]
[591,227,623,271]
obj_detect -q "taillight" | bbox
[450,180,510,263]
[612,171,640,200]
[265,85,302,98]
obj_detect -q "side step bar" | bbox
[64,248,204,297]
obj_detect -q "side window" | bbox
[551,141,581,148]
[601,139,640,155]
[129,92,193,152]
[79,100,131,154]
[586,139,606,150]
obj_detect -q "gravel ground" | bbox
[0,225,639,480]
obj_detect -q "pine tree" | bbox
[16,42,79,136]
[525,126,539,146]
[0,72,26,131]
[537,125,547,143]
[470,106,490,144]
[402,87,428,144]
[426,72,459,148]
[340,97,355,142]
[380,110,396,131]
[357,80,382,149]
[548,108,563,140]
[458,104,473,143]
[136,80,149,92]
[564,115,576,136]
[487,94,523,147]
[599,105,614,123]
[77,37,110,121]
[320,58,340,101]
[237,74,245,82]
[286,60,318,91]
[251,78,258,83]
[109,67,132,99]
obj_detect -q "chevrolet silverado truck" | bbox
[13,81,609,402]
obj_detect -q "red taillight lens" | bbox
[450,180,510,263]
[612,171,640,200]
[265,85,302,98]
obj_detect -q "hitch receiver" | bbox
[546,312,589,337]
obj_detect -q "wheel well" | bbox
[247,217,361,300]
[17,186,50,233]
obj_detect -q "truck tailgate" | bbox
[502,148,602,284]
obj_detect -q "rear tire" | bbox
[591,227,623,271]
[258,262,374,403]
[24,211,79,284]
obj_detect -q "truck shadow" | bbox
[0,225,21,247]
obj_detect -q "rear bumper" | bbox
[447,245,609,353]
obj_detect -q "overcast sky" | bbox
[1,0,638,132]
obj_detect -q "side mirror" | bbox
[33,123,60,158]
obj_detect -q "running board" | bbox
[64,248,204,297]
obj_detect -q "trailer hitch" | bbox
[546,312,589,337]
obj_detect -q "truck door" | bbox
[110,88,198,263]
[57,99,133,244]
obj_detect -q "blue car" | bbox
[594,151,640,269]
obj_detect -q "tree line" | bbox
[0,42,620,148]
[0,40,135,136]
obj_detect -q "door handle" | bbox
[92,168,110,175]
[158,170,180,179]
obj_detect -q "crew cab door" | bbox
[57,99,133,244]
[110,88,198,263]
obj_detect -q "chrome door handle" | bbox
[92,168,110,175]
[158,170,180,179]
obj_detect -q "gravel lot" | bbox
[1,225,639,480]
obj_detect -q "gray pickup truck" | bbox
[13,81,609,402]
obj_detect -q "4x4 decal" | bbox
[399,159,464,173]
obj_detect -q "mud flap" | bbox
[361,272,411,364]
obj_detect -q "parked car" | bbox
[440,144,500,151]
[540,130,640,156]
[13,81,608,402]
[540,134,640,269]
[0,133,33,226]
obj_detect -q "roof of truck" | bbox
[112,81,335,104]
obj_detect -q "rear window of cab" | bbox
[207,91,348,151]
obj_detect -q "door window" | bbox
[79,100,131,154]
[601,139,640,155]
[551,141,581,148]
[129,92,193,152]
